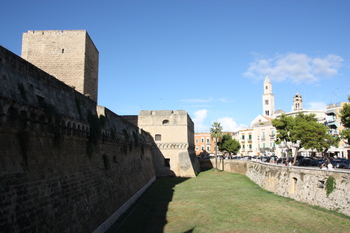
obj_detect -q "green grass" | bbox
[110,169,350,233]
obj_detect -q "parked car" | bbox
[314,159,326,166]
[344,160,350,169]
[277,157,287,164]
[332,159,347,169]
[261,156,271,162]
[287,156,304,163]
[296,158,318,167]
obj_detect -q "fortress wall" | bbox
[0,46,156,232]
[210,159,350,216]
[21,30,99,101]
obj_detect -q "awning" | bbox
[326,122,339,127]
[326,109,337,115]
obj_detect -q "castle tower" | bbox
[262,76,275,117]
[293,91,303,111]
[21,30,99,102]
[138,110,200,177]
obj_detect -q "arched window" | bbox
[155,134,161,141]
[162,119,169,125]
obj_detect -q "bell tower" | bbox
[293,91,303,111]
[262,76,275,117]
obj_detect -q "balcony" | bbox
[329,129,339,135]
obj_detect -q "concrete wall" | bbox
[209,159,350,216]
[0,46,158,232]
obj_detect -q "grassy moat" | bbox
[108,169,350,233]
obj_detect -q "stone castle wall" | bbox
[0,46,158,232]
[21,30,99,102]
[209,159,350,216]
[138,110,200,177]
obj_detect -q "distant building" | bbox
[237,75,335,157]
[274,91,326,124]
[325,102,350,158]
[138,110,200,177]
[237,128,254,156]
[194,132,236,157]
[194,133,214,156]
[262,76,275,117]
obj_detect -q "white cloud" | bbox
[244,53,343,84]
[219,98,234,103]
[180,98,213,103]
[193,109,209,132]
[217,117,248,132]
[306,102,327,110]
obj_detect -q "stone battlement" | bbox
[0,45,160,232]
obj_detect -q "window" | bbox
[206,145,210,151]
[263,143,266,148]
[265,100,269,105]
[201,137,204,143]
[249,144,252,149]
[201,145,204,150]
[196,138,198,143]
[155,134,161,141]
[248,134,252,140]
[242,135,245,140]
[265,85,268,90]
[206,138,210,144]
[164,159,170,168]
[162,119,169,125]
[195,147,198,151]
[265,110,269,116]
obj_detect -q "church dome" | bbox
[274,109,286,114]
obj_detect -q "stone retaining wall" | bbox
[207,159,350,216]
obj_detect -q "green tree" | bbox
[339,96,350,144]
[272,114,297,162]
[273,113,339,165]
[293,113,339,161]
[210,122,223,171]
[218,133,241,155]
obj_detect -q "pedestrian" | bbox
[327,162,334,170]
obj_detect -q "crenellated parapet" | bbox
[0,44,159,233]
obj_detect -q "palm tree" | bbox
[210,122,223,171]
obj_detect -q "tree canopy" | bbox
[293,113,339,154]
[339,96,350,144]
[218,133,241,155]
[272,113,339,164]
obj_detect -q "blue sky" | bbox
[1,0,349,132]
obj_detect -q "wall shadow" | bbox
[199,158,214,172]
[107,176,189,233]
